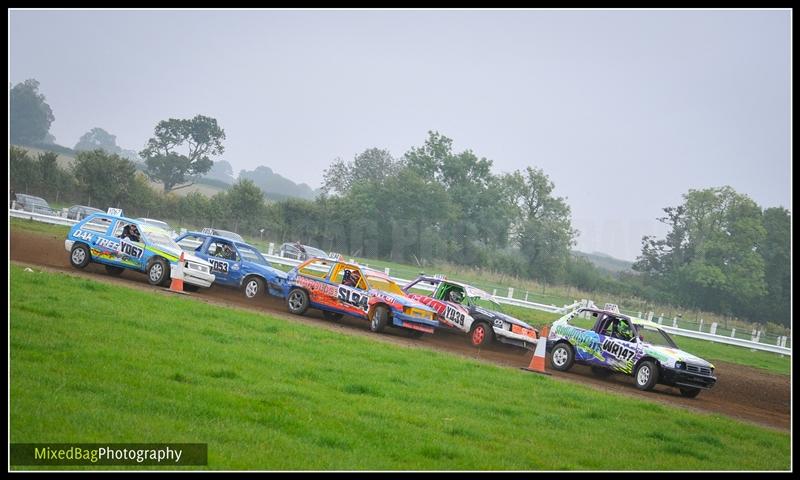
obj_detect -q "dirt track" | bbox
[10,229,791,431]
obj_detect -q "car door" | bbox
[205,240,237,285]
[330,263,370,317]
[594,317,639,372]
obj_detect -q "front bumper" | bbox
[660,366,717,389]
[65,239,74,252]
[182,268,215,288]
[495,327,539,350]
[392,312,439,334]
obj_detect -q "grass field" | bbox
[9,218,792,376]
[9,265,790,470]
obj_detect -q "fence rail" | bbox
[10,209,791,355]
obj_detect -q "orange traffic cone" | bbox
[522,324,551,375]
[168,252,187,294]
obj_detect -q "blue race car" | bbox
[65,213,215,289]
[174,231,287,299]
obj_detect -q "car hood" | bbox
[642,345,714,369]
[469,306,535,330]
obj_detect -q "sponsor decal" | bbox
[444,305,466,327]
[555,324,604,360]
[73,230,94,242]
[296,276,337,297]
[492,318,505,328]
[511,324,536,338]
[601,338,636,361]
[209,259,229,274]
[119,240,143,259]
[373,292,399,306]
[96,238,121,250]
[337,286,369,312]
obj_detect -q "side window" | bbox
[82,217,113,234]
[298,259,333,279]
[330,265,366,289]
[209,241,239,261]
[178,235,206,252]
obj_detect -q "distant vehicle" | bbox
[14,193,56,216]
[285,258,439,336]
[201,227,244,243]
[67,205,104,220]
[175,231,287,299]
[280,242,328,261]
[402,275,540,350]
[547,307,717,398]
[65,213,215,289]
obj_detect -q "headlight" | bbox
[675,361,686,370]
[404,307,433,320]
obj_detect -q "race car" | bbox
[547,307,717,397]
[402,275,539,350]
[284,257,439,336]
[175,231,287,299]
[65,213,215,289]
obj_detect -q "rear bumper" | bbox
[495,328,538,350]
[183,269,215,288]
[392,312,438,334]
[660,366,717,389]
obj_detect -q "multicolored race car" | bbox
[547,306,717,397]
[65,213,215,289]
[402,275,539,350]
[284,258,440,335]
[175,231,287,299]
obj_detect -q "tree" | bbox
[10,79,55,145]
[140,115,225,192]
[10,146,41,194]
[74,127,122,154]
[72,150,139,209]
[756,207,790,325]
[634,186,767,315]
[226,179,265,233]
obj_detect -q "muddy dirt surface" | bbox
[10,230,791,431]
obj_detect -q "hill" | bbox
[572,251,634,274]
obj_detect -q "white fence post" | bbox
[751,329,757,342]
[384,267,390,275]
[699,319,704,332]
[780,337,787,347]
[492,288,497,296]
[638,311,642,318]
[507,287,514,299]
[267,243,274,255]
[525,291,529,301]
[673,317,678,328]
[710,322,718,335]
[646,311,654,321]
[731,328,736,338]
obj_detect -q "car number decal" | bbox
[337,286,369,312]
[444,305,465,327]
[209,259,229,273]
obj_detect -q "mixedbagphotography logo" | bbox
[10,443,207,466]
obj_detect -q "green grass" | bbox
[11,217,71,237]
[10,265,789,470]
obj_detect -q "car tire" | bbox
[322,311,343,322]
[69,243,91,269]
[370,305,389,333]
[550,343,575,371]
[591,366,613,377]
[470,321,494,347]
[679,387,701,398]
[104,265,125,276]
[147,258,170,286]
[287,288,310,315]
[634,360,659,391]
[243,277,264,299]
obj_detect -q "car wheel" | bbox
[679,387,701,398]
[322,311,343,321]
[370,305,389,333]
[69,243,91,269]
[104,265,125,276]
[470,321,494,347]
[287,288,310,315]
[147,258,170,286]
[550,343,575,371]
[591,366,613,377]
[243,277,264,299]
[634,360,659,391]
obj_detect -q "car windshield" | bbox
[366,275,404,295]
[466,295,504,312]
[237,245,270,266]
[143,230,180,252]
[637,324,678,348]
[139,218,170,230]
[304,246,327,258]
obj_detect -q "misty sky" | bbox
[9,9,791,261]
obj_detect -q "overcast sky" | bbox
[9,9,791,261]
